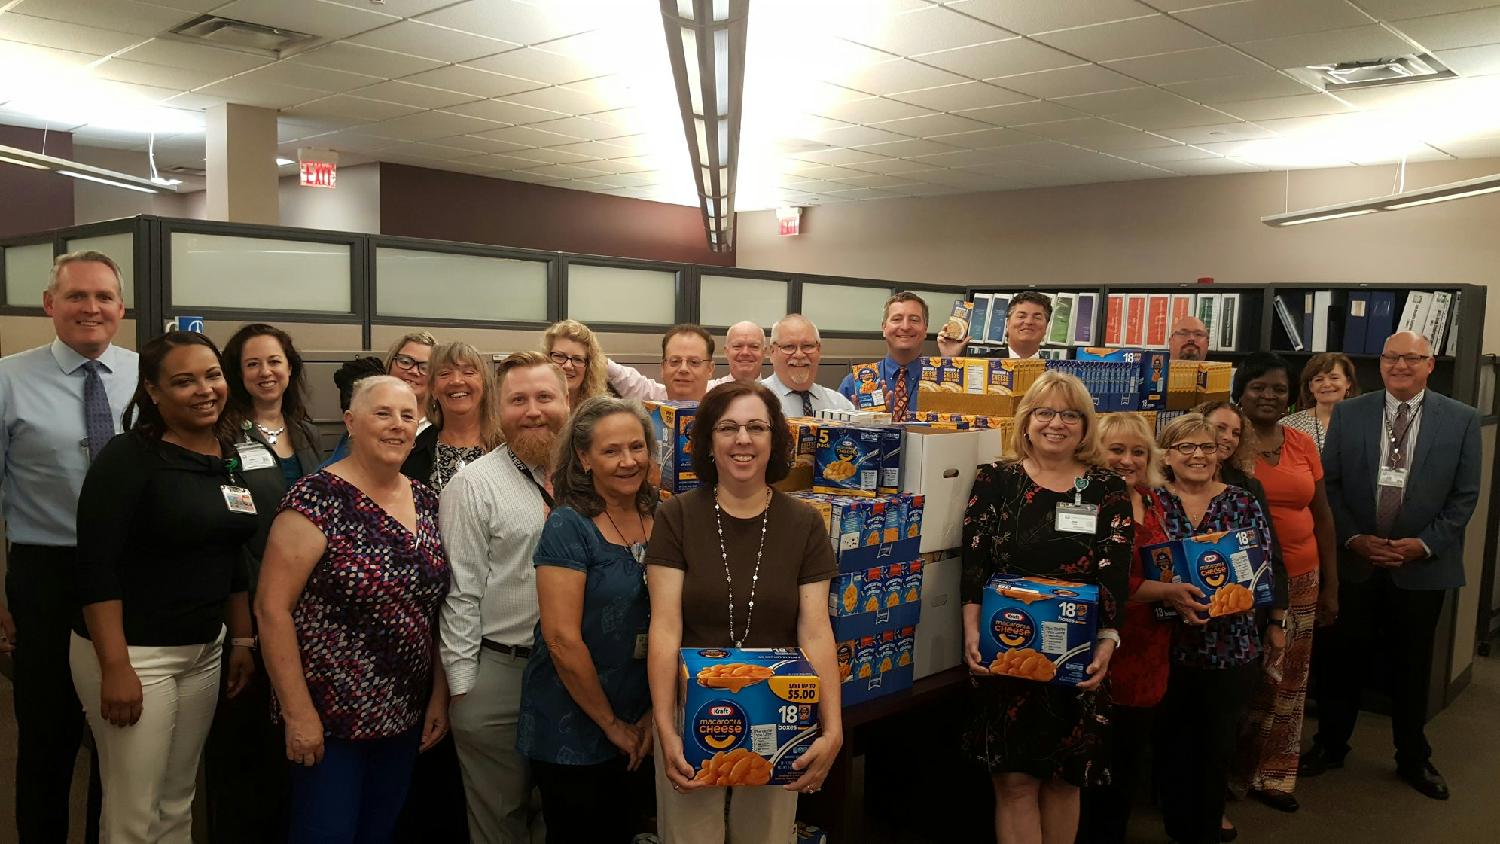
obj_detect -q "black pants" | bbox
[1312,570,1445,769]
[393,732,469,843]
[5,544,101,843]
[204,648,289,843]
[531,756,652,844]
[1078,704,1155,844]
[1160,662,1258,844]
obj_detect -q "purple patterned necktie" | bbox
[794,391,815,417]
[1375,401,1412,537]
[82,360,114,459]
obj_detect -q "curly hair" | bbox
[551,396,659,517]
[689,381,791,486]
[543,319,608,404]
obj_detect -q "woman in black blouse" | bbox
[69,331,258,842]
[960,371,1133,844]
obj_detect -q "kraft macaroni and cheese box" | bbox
[878,426,902,495]
[1140,528,1272,621]
[643,401,698,494]
[1076,347,1169,411]
[979,575,1099,686]
[814,425,883,496]
[776,418,820,492]
[679,648,820,787]
[849,362,886,410]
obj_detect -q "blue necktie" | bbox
[82,360,114,459]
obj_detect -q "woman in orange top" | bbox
[1231,353,1337,814]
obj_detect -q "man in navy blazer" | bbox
[1300,331,1480,800]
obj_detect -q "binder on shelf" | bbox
[1072,292,1097,346]
[1216,293,1241,351]
[1310,290,1333,352]
[1145,294,1170,349]
[1425,291,1452,352]
[1301,291,1316,348]
[1197,293,1221,350]
[1365,291,1396,354]
[986,294,1010,344]
[1103,295,1124,346]
[1124,294,1148,347]
[1273,294,1305,351]
[1169,293,1196,332]
[1342,291,1369,355]
[1445,291,1462,356]
[1397,291,1431,335]
[970,294,992,344]
[1049,292,1076,346]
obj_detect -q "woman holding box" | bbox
[516,396,658,842]
[960,371,1133,844]
[1153,414,1284,844]
[645,381,841,844]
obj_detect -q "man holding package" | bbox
[837,292,965,419]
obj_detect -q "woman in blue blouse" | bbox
[1151,414,1279,844]
[518,396,657,843]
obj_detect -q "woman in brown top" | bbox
[645,381,841,844]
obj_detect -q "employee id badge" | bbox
[1378,466,1409,490]
[221,485,258,515]
[1055,502,1099,534]
[235,441,276,472]
[633,633,649,660]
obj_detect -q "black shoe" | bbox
[1397,762,1450,800]
[1220,821,1239,842]
[1250,788,1301,812]
[1298,746,1345,777]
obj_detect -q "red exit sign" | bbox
[300,161,337,188]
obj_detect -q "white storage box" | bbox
[913,554,962,680]
[900,429,980,553]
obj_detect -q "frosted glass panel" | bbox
[171,233,351,312]
[913,289,961,332]
[377,248,546,321]
[800,283,893,332]
[4,243,54,308]
[567,264,676,325]
[66,233,135,308]
[700,275,787,328]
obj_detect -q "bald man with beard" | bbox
[1170,315,1209,361]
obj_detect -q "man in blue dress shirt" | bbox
[837,291,965,418]
[0,250,137,842]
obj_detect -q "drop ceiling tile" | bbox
[1109,102,1238,130]
[487,168,560,184]
[416,0,591,46]
[284,42,442,78]
[852,5,1012,56]
[429,133,530,153]
[994,64,1138,98]
[443,97,563,125]
[1052,86,1193,115]
[1216,92,1354,120]
[502,84,612,115]
[944,0,1156,35]
[234,61,379,94]
[1235,26,1415,69]
[918,38,1083,79]
[792,147,891,165]
[504,145,591,164]
[215,0,396,41]
[1121,144,1221,162]
[1105,46,1268,84]
[528,115,624,140]
[875,111,992,137]
[92,58,227,91]
[851,137,964,157]
[1162,72,1316,102]
[1391,7,1500,51]
[279,117,355,141]
[598,155,655,173]
[399,141,489,161]
[913,156,1010,175]
[597,171,659,186]
[546,140,632,160]
[119,39,274,76]
[194,77,325,109]
[1034,15,1216,62]
[0,13,149,55]
[888,81,1032,111]
[1431,135,1500,157]
[817,97,932,124]
[463,46,597,84]
[157,92,230,110]
[842,58,968,95]
[1157,121,1277,143]
[347,20,515,63]
[813,123,911,146]
[1019,117,1174,147]
[841,157,943,175]
[958,98,1085,125]
[1434,43,1500,75]
[838,173,926,189]
[10,0,196,36]
[473,123,583,146]
[1173,0,1372,43]
[321,0,458,16]
[469,152,550,169]
[584,109,647,132]
[931,126,1037,148]
[1351,0,1500,20]
[529,29,638,62]
[1163,157,1264,174]
[351,80,478,109]
[401,65,539,98]
[369,109,505,140]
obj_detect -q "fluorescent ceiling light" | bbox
[0,143,169,194]
[276,157,296,166]
[1262,172,1500,226]
[0,154,48,170]
[58,170,158,194]
[1274,208,1378,225]
[1383,184,1500,210]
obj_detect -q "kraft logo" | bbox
[710,705,733,717]
[992,608,1036,648]
[1199,551,1229,588]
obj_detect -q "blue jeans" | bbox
[288,727,421,844]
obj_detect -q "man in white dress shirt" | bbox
[1003,291,1051,359]
[605,321,764,401]
[760,314,854,417]
[439,351,569,843]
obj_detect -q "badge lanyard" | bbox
[220,455,258,515]
[1055,475,1098,535]
[508,448,554,509]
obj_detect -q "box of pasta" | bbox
[813,425,883,496]
[978,575,1099,686]
[1139,528,1272,621]
[643,400,698,494]
[679,647,820,786]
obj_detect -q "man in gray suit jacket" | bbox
[1300,331,1480,800]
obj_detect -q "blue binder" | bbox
[1343,291,1369,354]
[1365,291,1396,354]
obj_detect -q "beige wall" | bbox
[278,163,380,234]
[72,147,202,225]
[0,316,137,356]
[739,158,1500,353]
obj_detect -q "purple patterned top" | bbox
[278,471,450,740]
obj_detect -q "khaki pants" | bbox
[450,647,536,844]
[653,731,798,844]
[70,630,223,844]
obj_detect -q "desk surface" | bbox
[843,665,969,731]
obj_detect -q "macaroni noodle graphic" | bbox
[694,747,773,786]
[697,662,776,693]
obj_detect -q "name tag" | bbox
[1055,503,1099,534]
[221,485,257,515]
[1378,466,1409,490]
[235,442,276,472]
[633,633,649,660]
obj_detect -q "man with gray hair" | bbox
[606,320,765,400]
[0,250,132,841]
[762,314,854,417]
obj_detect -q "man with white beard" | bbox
[439,351,570,843]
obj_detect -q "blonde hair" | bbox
[1095,412,1165,489]
[1157,412,1226,481]
[384,331,438,371]
[49,250,123,296]
[1009,371,1102,466]
[542,319,607,403]
[426,342,503,450]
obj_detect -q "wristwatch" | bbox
[1270,615,1288,630]
[230,637,258,650]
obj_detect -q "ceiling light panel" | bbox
[214,0,397,42]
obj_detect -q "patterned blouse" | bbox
[277,471,450,740]
[1279,409,1327,452]
[1153,484,1272,671]
[431,442,487,493]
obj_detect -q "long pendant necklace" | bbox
[604,507,649,564]
[715,487,771,648]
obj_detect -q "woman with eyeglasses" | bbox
[645,381,841,843]
[961,372,1132,844]
[544,319,609,409]
[1281,352,1359,452]
[325,334,438,467]
[1153,414,1278,844]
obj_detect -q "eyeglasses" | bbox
[773,342,820,355]
[712,421,773,438]
[1168,442,1219,456]
[1171,329,1209,340]
[1380,353,1431,366]
[1033,408,1084,425]
[549,351,587,368]
[390,353,429,376]
[665,356,709,369]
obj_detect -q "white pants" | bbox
[653,732,798,844]
[69,630,223,844]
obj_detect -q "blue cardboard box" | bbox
[644,400,698,494]
[1075,347,1169,410]
[814,425,884,496]
[1140,528,1272,620]
[978,575,1099,686]
[679,648,820,786]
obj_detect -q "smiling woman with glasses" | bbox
[384,332,438,434]
[543,319,608,409]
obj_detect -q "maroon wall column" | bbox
[0,124,75,238]
[378,163,732,266]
